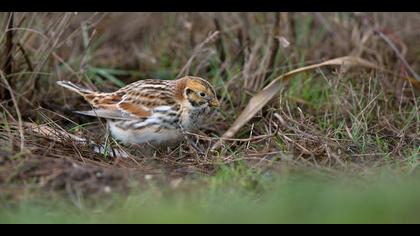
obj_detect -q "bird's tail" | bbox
[57,80,103,107]
[57,80,121,109]
[56,80,95,97]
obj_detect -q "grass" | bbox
[2,169,420,223]
[0,12,419,223]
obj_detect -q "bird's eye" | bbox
[199,92,206,97]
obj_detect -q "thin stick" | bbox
[213,18,226,63]
[375,30,420,82]
[177,31,219,77]
[0,70,24,151]
[17,42,33,71]
[267,12,280,76]
[4,12,14,76]
[1,12,14,100]
[185,123,280,143]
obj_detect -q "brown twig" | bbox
[1,12,14,101]
[177,31,220,77]
[17,42,33,71]
[236,26,250,67]
[374,29,420,82]
[4,12,14,76]
[185,122,280,143]
[267,12,281,77]
[213,18,226,64]
[0,70,24,151]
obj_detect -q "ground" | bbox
[0,12,419,223]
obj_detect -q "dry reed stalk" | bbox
[212,56,379,150]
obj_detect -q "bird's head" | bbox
[177,76,219,109]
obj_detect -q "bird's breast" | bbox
[180,106,210,131]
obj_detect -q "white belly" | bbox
[108,120,182,145]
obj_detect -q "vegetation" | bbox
[0,12,419,223]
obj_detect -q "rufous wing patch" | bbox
[85,93,122,109]
[118,101,151,118]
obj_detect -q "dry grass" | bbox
[0,12,419,200]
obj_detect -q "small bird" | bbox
[57,76,219,145]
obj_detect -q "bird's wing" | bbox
[74,109,136,120]
[115,84,177,118]
[70,79,177,120]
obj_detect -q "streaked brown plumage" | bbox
[57,76,219,145]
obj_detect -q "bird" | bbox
[57,76,219,146]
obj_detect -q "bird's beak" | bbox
[210,98,220,107]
